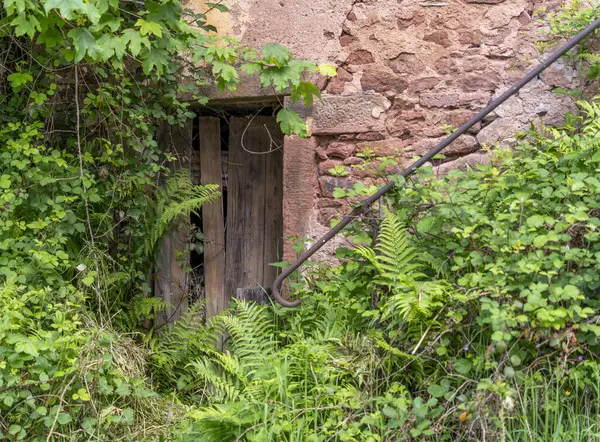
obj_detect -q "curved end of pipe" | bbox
[268,284,302,308]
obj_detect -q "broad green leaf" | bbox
[11,14,40,38]
[7,72,33,88]
[135,18,163,37]
[15,340,39,357]
[68,28,100,62]
[332,188,346,198]
[455,358,472,375]
[533,235,548,248]
[8,425,21,436]
[44,0,86,20]
[116,382,131,396]
[526,215,545,228]
[92,13,123,32]
[141,48,169,75]
[96,34,126,60]
[4,0,26,15]
[37,27,63,48]
[0,175,12,189]
[260,66,295,93]
[290,81,321,107]
[417,216,436,233]
[123,29,150,57]
[276,108,307,137]
[262,43,291,67]
[240,62,262,76]
[212,61,239,90]
[57,413,72,425]
[427,384,445,398]
[80,2,101,23]
[382,405,398,418]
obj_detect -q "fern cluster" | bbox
[156,299,413,441]
[356,212,462,322]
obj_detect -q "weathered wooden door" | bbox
[199,115,283,317]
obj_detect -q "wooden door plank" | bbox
[199,117,227,318]
[263,120,284,290]
[155,121,193,326]
[227,116,275,299]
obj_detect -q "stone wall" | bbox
[189,0,580,261]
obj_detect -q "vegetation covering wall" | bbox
[2,0,600,441]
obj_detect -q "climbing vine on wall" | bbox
[0,0,334,438]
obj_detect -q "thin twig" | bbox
[0,377,58,394]
[46,375,76,442]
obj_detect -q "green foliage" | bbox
[2,0,600,440]
[144,170,219,258]
[175,300,414,441]
[355,211,462,322]
[394,100,600,348]
[0,0,331,438]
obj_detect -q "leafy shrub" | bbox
[0,0,332,438]
[394,100,600,354]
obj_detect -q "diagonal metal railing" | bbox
[268,16,600,308]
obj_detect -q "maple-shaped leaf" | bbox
[135,19,163,37]
[212,60,239,90]
[4,0,26,15]
[141,48,169,75]
[262,43,291,67]
[240,62,262,76]
[11,14,40,38]
[37,26,63,48]
[147,1,181,25]
[68,28,99,62]
[317,64,337,77]
[90,13,123,32]
[44,0,85,20]
[260,66,297,93]
[94,0,109,15]
[80,3,101,23]
[96,34,126,60]
[122,29,150,57]
[276,108,307,137]
[290,81,321,107]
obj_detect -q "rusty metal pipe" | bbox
[269,15,600,308]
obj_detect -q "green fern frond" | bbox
[189,358,242,402]
[219,301,276,373]
[374,213,421,282]
[357,211,459,323]
[143,169,220,258]
[187,404,247,441]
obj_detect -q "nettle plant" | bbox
[0,0,334,439]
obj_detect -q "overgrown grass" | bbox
[504,365,600,442]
